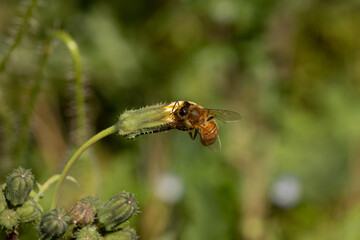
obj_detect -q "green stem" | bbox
[33,174,77,202]
[52,30,86,144]
[51,124,119,209]
[0,0,38,74]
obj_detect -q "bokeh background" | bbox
[1,0,360,239]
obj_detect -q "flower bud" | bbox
[0,190,7,212]
[0,209,19,230]
[5,167,34,206]
[97,192,138,231]
[75,226,101,240]
[70,196,99,226]
[38,208,70,240]
[104,228,137,240]
[79,196,101,213]
[16,198,41,223]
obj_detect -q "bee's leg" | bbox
[171,101,180,113]
[188,129,198,140]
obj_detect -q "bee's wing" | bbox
[206,135,221,152]
[208,109,241,123]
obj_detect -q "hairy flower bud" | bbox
[16,198,41,223]
[70,196,100,226]
[104,228,137,240]
[0,209,19,230]
[0,190,7,212]
[98,192,138,231]
[5,167,34,206]
[38,208,70,240]
[75,226,101,240]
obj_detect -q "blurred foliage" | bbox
[1,0,360,239]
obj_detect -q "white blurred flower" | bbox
[154,172,184,204]
[270,174,302,209]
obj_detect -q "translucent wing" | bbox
[205,135,221,152]
[208,109,241,123]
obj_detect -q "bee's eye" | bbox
[179,107,188,116]
[207,116,214,121]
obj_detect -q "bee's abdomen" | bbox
[200,122,218,146]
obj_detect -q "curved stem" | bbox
[52,30,86,144]
[51,124,118,208]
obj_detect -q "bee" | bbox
[170,101,241,151]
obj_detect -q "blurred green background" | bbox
[1,0,360,239]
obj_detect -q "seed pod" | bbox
[0,190,7,212]
[75,226,101,240]
[0,209,19,230]
[16,198,41,223]
[70,197,99,226]
[38,208,70,240]
[97,192,138,231]
[104,228,137,240]
[5,167,34,206]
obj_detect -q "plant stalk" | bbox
[51,124,118,208]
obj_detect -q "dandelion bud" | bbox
[104,228,137,240]
[75,226,101,240]
[98,192,138,231]
[38,208,70,240]
[0,209,19,230]
[5,167,34,206]
[70,196,99,226]
[16,198,41,223]
[0,190,7,212]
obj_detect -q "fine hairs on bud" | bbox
[5,167,34,206]
[97,192,138,231]
[0,209,19,231]
[69,196,100,227]
[103,227,137,240]
[38,208,70,240]
[75,226,101,240]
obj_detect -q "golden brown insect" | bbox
[170,101,241,151]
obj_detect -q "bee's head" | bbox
[179,101,190,117]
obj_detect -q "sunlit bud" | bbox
[97,192,138,231]
[0,209,19,231]
[70,196,99,226]
[103,227,137,240]
[38,208,70,240]
[75,226,101,240]
[118,103,175,140]
[5,167,34,206]
[16,198,41,223]
[0,190,7,212]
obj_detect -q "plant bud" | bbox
[5,167,34,206]
[104,228,137,240]
[79,196,101,213]
[97,192,138,231]
[0,190,7,212]
[75,226,101,240]
[0,209,19,230]
[16,198,41,223]
[38,208,70,240]
[70,197,99,226]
